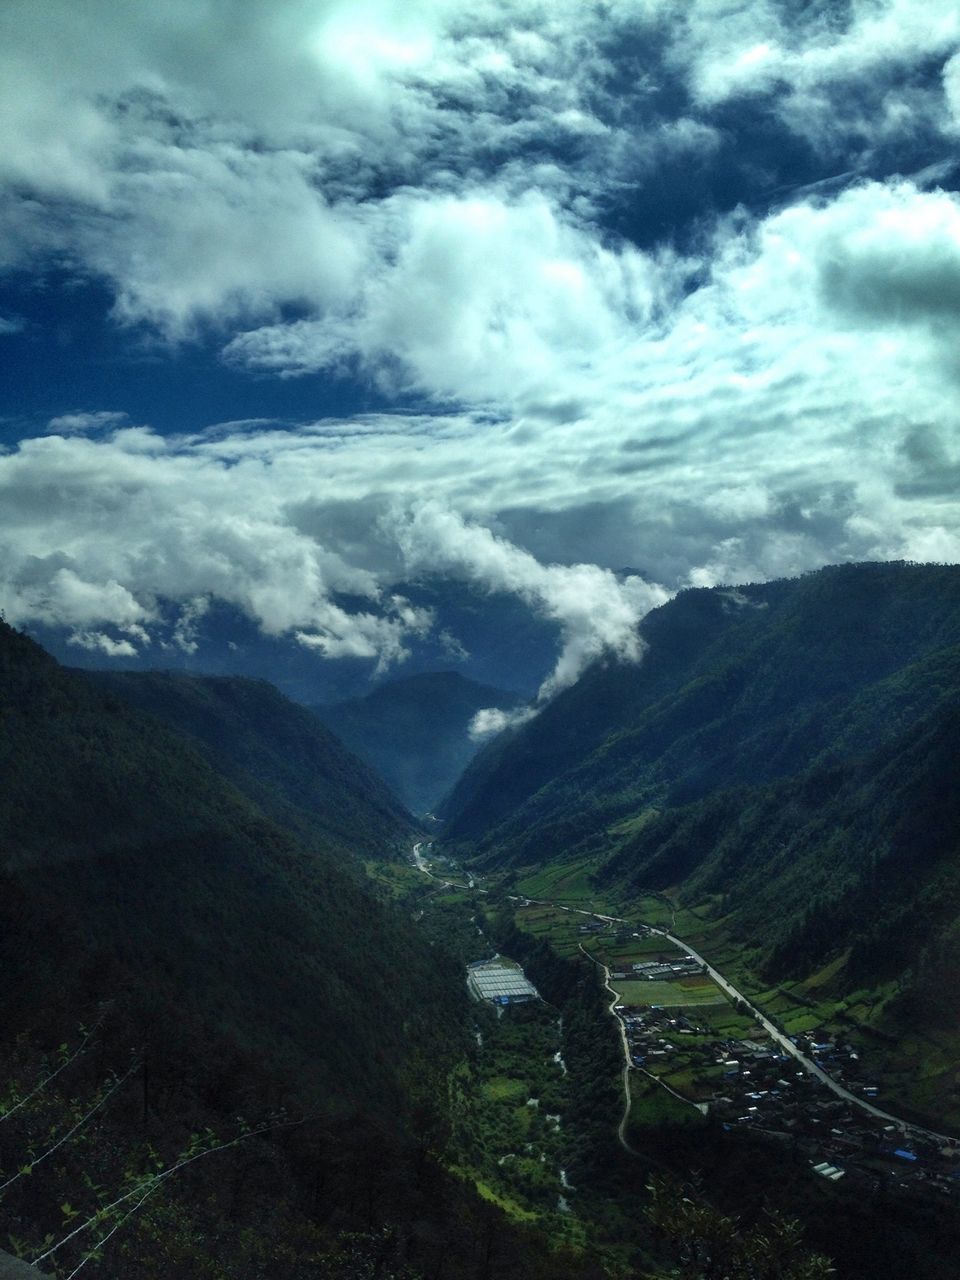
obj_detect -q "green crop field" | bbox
[611,977,727,1007]
[515,856,605,904]
[514,905,586,956]
[483,1075,528,1102]
[627,1073,707,1130]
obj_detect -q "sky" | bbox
[2,0,960,707]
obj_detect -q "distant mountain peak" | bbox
[314,668,523,815]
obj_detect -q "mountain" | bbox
[441,562,960,847]
[0,621,458,1272]
[0,621,449,1108]
[602,662,960,985]
[439,561,960,991]
[80,668,414,854]
[314,670,523,815]
[389,577,560,696]
[0,621,608,1279]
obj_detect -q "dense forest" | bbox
[0,622,598,1278]
[81,667,413,858]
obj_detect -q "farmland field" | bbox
[610,977,727,1007]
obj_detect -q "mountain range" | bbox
[0,622,593,1279]
[4,560,960,1277]
[80,667,412,855]
[314,670,523,815]
[440,562,960,1008]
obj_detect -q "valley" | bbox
[3,562,960,1278]
[403,836,960,1272]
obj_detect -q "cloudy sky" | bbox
[2,0,960,701]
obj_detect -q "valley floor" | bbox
[391,842,960,1277]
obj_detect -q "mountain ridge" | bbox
[80,666,415,856]
[315,669,523,815]
[438,561,960,1020]
[440,562,960,853]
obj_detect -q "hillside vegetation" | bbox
[440,562,960,1004]
[82,667,413,856]
[0,623,593,1279]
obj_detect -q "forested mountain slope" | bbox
[0,623,601,1278]
[0,622,449,1109]
[602,670,960,989]
[82,667,413,856]
[441,562,960,853]
[0,622,447,1270]
[314,670,522,814]
[439,562,960,989]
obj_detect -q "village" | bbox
[615,949,960,1200]
[416,845,960,1211]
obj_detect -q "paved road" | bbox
[410,843,958,1149]
[412,841,479,892]
[651,927,959,1148]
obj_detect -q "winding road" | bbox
[577,943,645,1156]
[409,842,958,1152]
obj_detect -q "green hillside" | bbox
[82,667,414,856]
[603,674,960,985]
[439,562,960,1014]
[441,563,960,855]
[0,622,451,1110]
[0,623,597,1279]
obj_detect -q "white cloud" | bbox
[46,411,129,435]
[469,704,536,739]
[0,426,671,684]
[0,426,661,685]
[679,0,960,118]
[171,597,208,655]
[0,0,653,317]
[225,189,679,403]
[390,504,669,698]
[946,51,960,126]
[67,630,139,658]
[4,176,959,664]
[1,0,960,689]
[92,145,365,339]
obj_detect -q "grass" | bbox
[363,858,430,899]
[627,1073,706,1130]
[607,809,658,840]
[483,1076,528,1102]
[628,934,680,956]
[611,978,728,1007]
[701,1003,760,1038]
[514,905,590,957]
[515,856,611,907]
[472,1178,539,1222]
